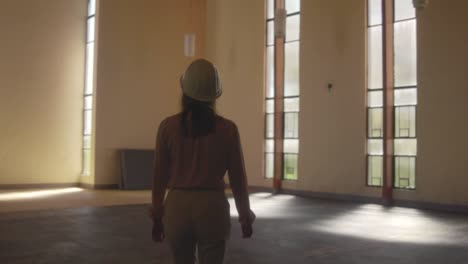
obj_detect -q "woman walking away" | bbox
[150,59,256,264]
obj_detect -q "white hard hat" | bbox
[181,59,222,102]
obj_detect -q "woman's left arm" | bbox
[151,119,170,221]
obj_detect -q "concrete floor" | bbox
[1,191,468,263]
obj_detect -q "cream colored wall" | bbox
[394,0,468,205]
[205,0,468,205]
[93,0,207,185]
[287,0,378,198]
[0,0,86,185]
[205,0,269,188]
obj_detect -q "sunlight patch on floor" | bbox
[0,188,83,201]
[228,193,297,219]
[309,203,463,245]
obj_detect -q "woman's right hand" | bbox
[241,209,256,238]
[241,222,253,238]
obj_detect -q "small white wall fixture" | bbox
[184,33,196,57]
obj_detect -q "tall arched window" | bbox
[82,0,97,176]
[265,0,301,184]
[367,0,417,190]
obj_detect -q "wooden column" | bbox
[273,0,285,193]
[382,0,394,204]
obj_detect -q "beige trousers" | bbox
[163,189,231,264]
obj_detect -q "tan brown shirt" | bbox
[152,113,252,223]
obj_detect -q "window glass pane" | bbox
[395,0,416,21]
[267,0,274,19]
[368,108,383,138]
[395,156,416,189]
[267,21,275,46]
[368,156,383,186]
[284,42,300,97]
[394,139,417,156]
[265,139,274,153]
[87,17,95,42]
[286,15,300,42]
[84,110,93,135]
[286,0,300,14]
[85,43,95,95]
[84,95,93,110]
[367,139,383,155]
[368,26,383,89]
[266,99,274,113]
[368,90,383,107]
[284,97,299,112]
[83,135,92,149]
[284,139,299,153]
[266,46,275,98]
[394,88,417,106]
[394,19,417,87]
[368,0,382,26]
[88,0,96,16]
[265,153,274,178]
[284,113,299,138]
[395,106,416,137]
[266,114,275,138]
[284,154,298,180]
[82,149,91,176]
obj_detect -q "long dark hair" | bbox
[181,94,216,137]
